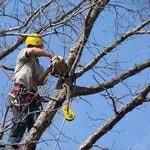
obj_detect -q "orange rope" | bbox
[0,65,13,82]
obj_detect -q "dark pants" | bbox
[6,104,40,149]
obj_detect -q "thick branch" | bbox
[78,84,150,150]
[67,0,110,75]
[0,37,25,60]
[74,59,150,96]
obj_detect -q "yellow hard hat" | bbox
[25,33,44,47]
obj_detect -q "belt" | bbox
[14,83,26,88]
[14,83,36,93]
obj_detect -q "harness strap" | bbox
[14,83,36,93]
[9,86,35,107]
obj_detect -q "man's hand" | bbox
[51,56,68,76]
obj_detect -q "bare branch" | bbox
[0,65,14,71]
[67,0,110,75]
[0,0,54,35]
[93,144,108,150]
[75,19,150,79]
[135,31,150,34]
[0,106,9,139]
[0,37,25,60]
[75,59,150,96]
[78,84,150,150]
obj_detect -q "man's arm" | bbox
[37,66,52,85]
[26,47,56,60]
[26,47,56,85]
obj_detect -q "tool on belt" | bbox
[9,86,35,107]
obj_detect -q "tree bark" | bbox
[19,88,66,150]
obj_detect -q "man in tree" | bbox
[6,33,67,150]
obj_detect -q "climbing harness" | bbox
[9,86,35,107]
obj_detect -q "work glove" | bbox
[51,56,68,76]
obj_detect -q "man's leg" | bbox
[0,140,5,149]
[27,105,40,150]
[6,123,26,149]
[6,106,27,150]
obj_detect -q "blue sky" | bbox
[1,1,150,150]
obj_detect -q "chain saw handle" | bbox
[50,56,68,77]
